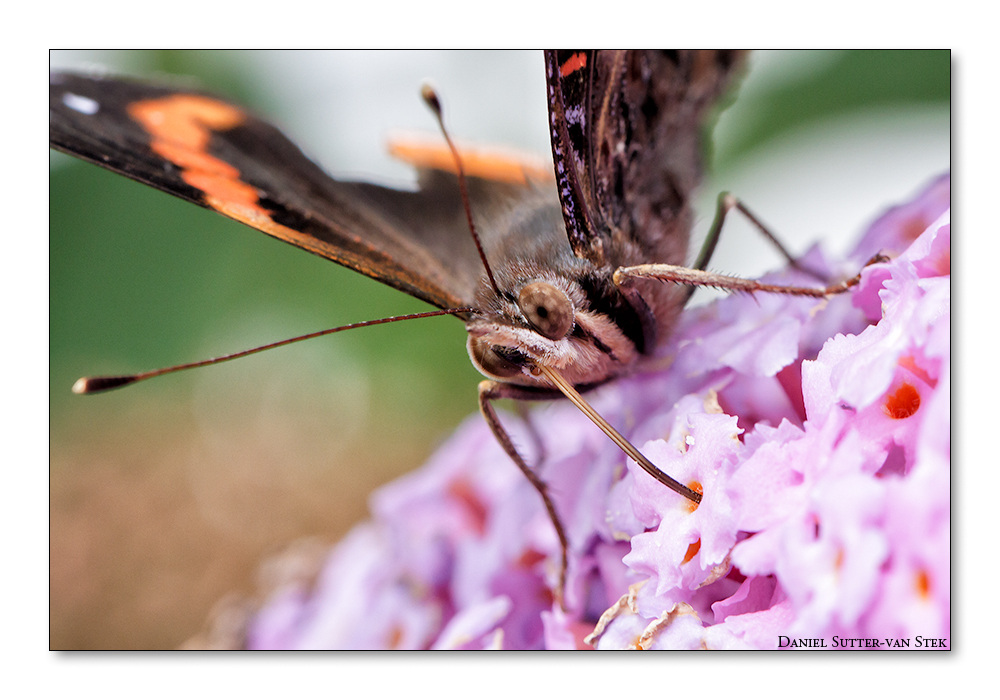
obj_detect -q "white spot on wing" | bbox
[62,92,99,115]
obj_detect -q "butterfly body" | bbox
[466,203,645,391]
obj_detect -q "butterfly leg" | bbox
[685,192,830,302]
[694,192,798,271]
[614,252,889,298]
[513,400,548,470]
[478,380,569,610]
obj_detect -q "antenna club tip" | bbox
[420,83,442,115]
[71,374,139,394]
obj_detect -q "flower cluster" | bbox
[243,174,950,650]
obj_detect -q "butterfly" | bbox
[53,50,873,607]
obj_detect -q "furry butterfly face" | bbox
[466,272,642,388]
[455,187,648,388]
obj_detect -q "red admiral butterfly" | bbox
[51,51,911,643]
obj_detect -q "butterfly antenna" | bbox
[421,84,502,296]
[72,308,474,394]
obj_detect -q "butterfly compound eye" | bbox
[469,336,526,379]
[518,282,574,340]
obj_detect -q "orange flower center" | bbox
[884,382,921,419]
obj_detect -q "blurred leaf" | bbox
[718,50,949,168]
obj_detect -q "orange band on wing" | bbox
[127,95,267,216]
[559,52,588,77]
[122,96,463,309]
[387,134,553,185]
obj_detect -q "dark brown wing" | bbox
[50,71,503,311]
[544,50,747,270]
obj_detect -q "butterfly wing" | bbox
[50,72,502,311]
[544,50,746,270]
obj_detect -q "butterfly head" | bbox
[465,273,640,390]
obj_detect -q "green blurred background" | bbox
[50,50,949,648]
